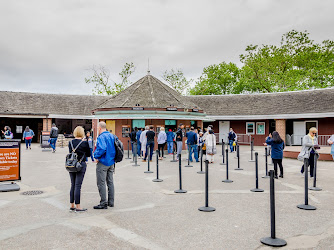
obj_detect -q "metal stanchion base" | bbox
[220,163,226,165]
[126,158,131,159]
[170,160,178,162]
[262,175,270,178]
[185,165,193,167]
[174,189,187,193]
[249,159,255,162]
[197,171,205,174]
[0,183,20,192]
[198,206,216,212]
[132,163,140,167]
[222,179,233,183]
[144,171,153,174]
[234,168,243,170]
[251,188,264,192]
[130,161,134,163]
[309,187,322,191]
[152,179,163,182]
[260,237,287,247]
[297,204,316,210]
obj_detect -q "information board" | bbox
[0,140,21,182]
[40,131,51,149]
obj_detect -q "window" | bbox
[132,119,145,129]
[246,122,255,134]
[256,122,265,135]
[122,125,131,138]
[165,120,176,126]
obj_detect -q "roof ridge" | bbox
[148,75,156,106]
[120,77,146,106]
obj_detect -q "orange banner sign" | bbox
[0,140,21,182]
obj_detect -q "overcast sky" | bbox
[0,0,333,95]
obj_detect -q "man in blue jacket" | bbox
[136,128,142,158]
[93,121,116,209]
[186,127,199,162]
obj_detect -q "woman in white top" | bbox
[157,127,167,160]
[206,129,217,163]
[140,126,149,158]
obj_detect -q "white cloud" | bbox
[0,0,333,94]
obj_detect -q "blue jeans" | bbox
[69,163,87,204]
[25,139,32,148]
[188,144,199,162]
[229,140,234,152]
[167,141,173,154]
[137,142,141,156]
[144,141,154,161]
[50,138,57,150]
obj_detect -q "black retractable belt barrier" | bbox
[126,140,131,159]
[174,154,187,193]
[132,142,140,166]
[153,150,163,182]
[262,147,269,178]
[171,144,177,162]
[198,160,216,212]
[297,158,316,210]
[144,145,153,174]
[249,139,255,162]
[185,145,193,167]
[222,149,233,183]
[309,154,321,191]
[197,147,205,174]
[235,144,243,170]
[251,152,264,192]
[220,141,226,165]
[260,170,287,247]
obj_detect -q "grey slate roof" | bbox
[186,88,334,116]
[97,75,199,110]
[0,91,109,116]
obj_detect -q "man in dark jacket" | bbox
[49,123,58,153]
[130,127,138,156]
[186,127,198,162]
[176,123,185,159]
[228,128,236,153]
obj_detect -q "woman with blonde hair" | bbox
[68,126,91,212]
[157,126,167,160]
[298,127,319,177]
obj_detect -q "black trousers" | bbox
[272,158,283,176]
[69,163,87,204]
[301,153,315,177]
[158,143,165,157]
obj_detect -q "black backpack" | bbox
[114,136,124,163]
[65,140,84,172]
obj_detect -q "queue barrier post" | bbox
[262,147,270,178]
[144,145,153,174]
[132,142,140,166]
[126,140,131,159]
[185,145,193,167]
[260,170,287,247]
[222,149,233,183]
[251,152,264,192]
[153,150,163,182]
[235,144,243,170]
[174,154,187,193]
[171,143,177,162]
[197,146,205,174]
[220,141,226,165]
[198,160,216,212]
[297,158,316,210]
[309,154,322,191]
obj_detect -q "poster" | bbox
[0,140,21,182]
[41,131,51,149]
[256,122,265,135]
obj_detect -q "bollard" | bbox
[249,139,255,162]
[235,144,243,170]
[132,142,140,166]
[260,170,287,247]
[170,144,178,162]
[126,140,131,159]
[174,154,187,193]
[197,147,205,174]
[220,142,226,165]
[199,160,216,212]
[297,158,316,210]
[144,145,153,174]
[153,150,163,182]
[262,147,270,178]
[185,145,193,167]
[222,149,233,183]
[309,154,321,191]
[251,152,264,192]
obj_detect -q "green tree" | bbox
[189,62,240,95]
[239,30,334,92]
[162,69,192,95]
[85,62,135,95]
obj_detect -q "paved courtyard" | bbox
[1,144,334,249]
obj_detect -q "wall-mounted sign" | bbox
[132,107,144,111]
[166,107,177,111]
[0,139,21,182]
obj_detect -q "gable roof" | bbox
[96,74,200,110]
[187,88,334,119]
[0,91,109,117]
